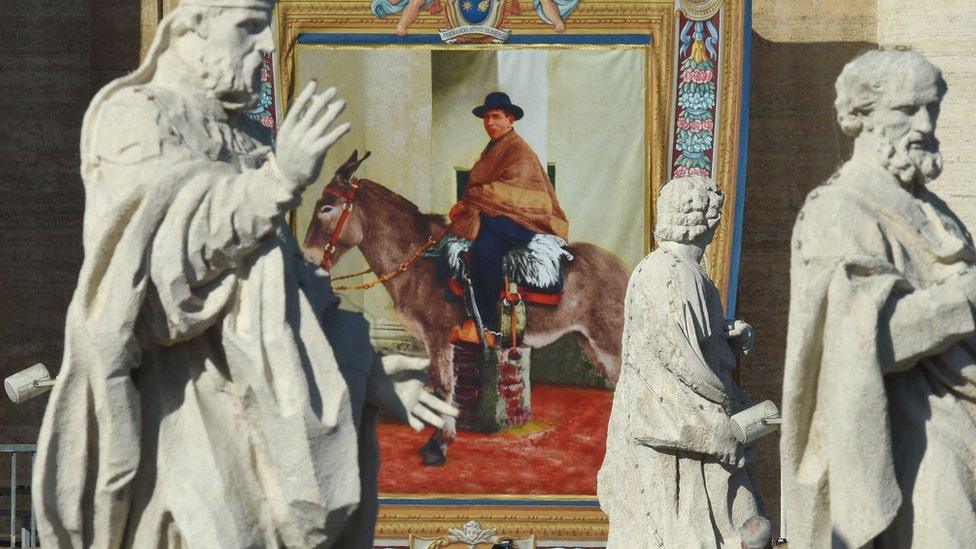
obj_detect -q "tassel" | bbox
[509,0,522,15]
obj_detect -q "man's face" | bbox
[863,72,943,186]
[191,8,275,110]
[483,108,515,140]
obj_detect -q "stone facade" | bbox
[737,0,879,531]
[0,0,141,446]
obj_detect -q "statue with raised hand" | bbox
[32,1,454,547]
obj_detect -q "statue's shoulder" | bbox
[93,86,167,131]
[793,172,888,260]
[801,160,899,215]
[630,250,667,281]
[630,249,700,292]
[89,86,168,165]
[797,176,873,223]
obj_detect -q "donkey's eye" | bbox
[320,205,334,214]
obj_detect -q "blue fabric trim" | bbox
[725,0,751,320]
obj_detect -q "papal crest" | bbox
[438,0,511,43]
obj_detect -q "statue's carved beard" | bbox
[876,127,943,187]
[195,50,260,110]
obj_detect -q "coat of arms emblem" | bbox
[439,0,511,43]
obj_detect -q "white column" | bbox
[496,50,548,167]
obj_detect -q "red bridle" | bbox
[319,176,361,270]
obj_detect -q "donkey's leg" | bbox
[572,327,621,386]
[419,337,456,466]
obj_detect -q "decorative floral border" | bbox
[670,13,720,179]
[246,52,279,139]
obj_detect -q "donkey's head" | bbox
[302,149,371,267]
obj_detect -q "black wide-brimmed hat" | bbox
[472,92,524,120]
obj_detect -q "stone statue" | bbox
[32,1,455,547]
[597,175,764,548]
[782,49,976,547]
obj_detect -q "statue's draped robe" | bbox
[448,130,568,241]
[598,249,762,548]
[32,75,378,548]
[783,160,976,548]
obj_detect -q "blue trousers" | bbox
[469,214,536,332]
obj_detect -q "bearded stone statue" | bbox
[31,1,454,547]
[782,49,976,547]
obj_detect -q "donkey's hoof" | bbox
[419,438,448,466]
[420,447,447,466]
[417,437,438,455]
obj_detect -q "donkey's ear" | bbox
[336,150,359,179]
[339,150,371,179]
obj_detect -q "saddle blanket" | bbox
[424,233,573,305]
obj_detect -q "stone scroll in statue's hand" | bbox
[369,355,460,432]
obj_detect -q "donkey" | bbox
[303,151,628,465]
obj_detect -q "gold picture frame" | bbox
[272,0,750,541]
[407,519,536,548]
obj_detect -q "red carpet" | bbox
[377,384,612,495]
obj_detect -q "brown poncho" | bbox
[449,130,569,240]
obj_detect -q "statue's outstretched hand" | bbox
[725,320,755,356]
[273,80,350,195]
[368,355,459,432]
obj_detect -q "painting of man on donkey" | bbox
[303,89,629,469]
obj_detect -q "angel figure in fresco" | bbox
[507,0,576,33]
[372,0,439,35]
[534,0,578,33]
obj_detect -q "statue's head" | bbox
[654,175,724,246]
[835,49,947,187]
[168,0,276,110]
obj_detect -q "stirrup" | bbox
[450,319,498,348]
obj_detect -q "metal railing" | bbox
[0,445,36,548]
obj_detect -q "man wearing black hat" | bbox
[448,91,569,343]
